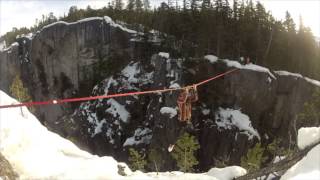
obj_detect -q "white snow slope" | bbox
[0,90,246,179]
[281,127,320,180]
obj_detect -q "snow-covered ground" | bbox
[0,90,246,179]
[281,127,320,180]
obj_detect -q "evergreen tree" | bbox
[201,0,211,10]
[183,0,190,10]
[171,132,200,172]
[127,0,135,11]
[136,0,144,12]
[190,0,200,11]
[114,0,124,10]
[284,11,296,33]
[241,142,267,172]
[143,0,151,10]
[128,148,147,171]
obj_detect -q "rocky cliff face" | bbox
[0,16,319,172]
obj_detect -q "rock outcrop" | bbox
[0,16,319,172]
[0,153,18,179]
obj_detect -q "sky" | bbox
[0,0,319,37]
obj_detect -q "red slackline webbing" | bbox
[0,68,238,109]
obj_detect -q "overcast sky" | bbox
[0,0,319,37]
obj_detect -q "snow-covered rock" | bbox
[159,52,170,59]
[297,127,320,150]
[206,54,276,79]
[106,98,130,123]
[204,55,218,63]
[160,107,178,118]
[123,128,152,146]
[215,108,260,140]
[206,166,247,180]
[275,71,320,87]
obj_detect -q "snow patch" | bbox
[275,71,320,87]
[275,71,303,78]
[169,83,181,89]
[42,16,137,35]
[281,127,320,180]
[103,76,119,95]
[281,145,320,180]
[93,119,107,136]
[104,16,137,34]
[202,109,211,115]
[106,99,130,123]
[123,128,152,146]
[205,54,276,79]
[297,127,320,150]
[207,166,247,180]
[160,107,177,118]
[121,62,140,83]
[304,77,320,87]
[215,108,260,140]
[159,52,170,59]
[204,55,218,63]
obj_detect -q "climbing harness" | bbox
[177,85,198,122]
[0,68,238,109]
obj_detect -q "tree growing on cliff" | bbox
[128,148,147,171]
[241,142,267,172]
[171,132,200,172]
[10,74,33,114]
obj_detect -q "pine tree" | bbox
[283,11,295,33]
[114,0,124,10]
[241,142,267,172]
[143,0,150,10]
[171,132,200,172]
[190,0,199,11]
[126,0,135,11]
[128,148,147,171]
[183,0,190,10]
[201,0,211,10]
[136,0,143,12]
